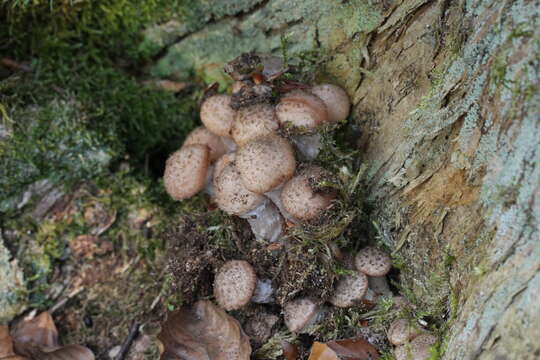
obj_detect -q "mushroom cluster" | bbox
[387,318,438,360]
[211,247,393,336]
[163,53,351,242]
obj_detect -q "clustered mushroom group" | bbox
[162,53,438,359]
[163,53,351,242]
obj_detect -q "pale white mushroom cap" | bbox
[236,134,296,194]
[183,126,227,162]
[232,104,279,146]
[310,84,350,123]
[280,165,336,221]
[200,94,236,137]
[355,246,392,277]
[214,260,257,311]
[214,163,265,215]
[329,272,369,308]
[275,90,328,129]
[163,144,210,200]
[283,298,319,333]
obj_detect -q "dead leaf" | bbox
[308,338,379,360]
[282,341,300,360]
[158,300,251,360]
[1,325,18,358]
[10,312,95,359]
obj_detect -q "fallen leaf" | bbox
[1,325,17,358]
[282,341,300,360]
[158,300,251,360]
[308,338,379,360]
[10,312,95,359]
[308,342,339,360]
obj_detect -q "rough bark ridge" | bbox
[145,0,540,359]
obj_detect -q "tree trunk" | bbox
[146,0,539,358]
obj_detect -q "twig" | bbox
[115,321,140,360]
[1,58,32,72]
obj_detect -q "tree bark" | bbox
[147,0,540,358]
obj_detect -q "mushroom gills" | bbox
[239,199,284,242]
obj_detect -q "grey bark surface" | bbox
[143,0,540,358]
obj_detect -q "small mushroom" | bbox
[355,247,392,277]
[283,298,321,333]
[231,104,279,146]
[275,90,329,129]
[214,163,284,241]
[329,272,369,308]
[200,94,236,137]
[183,126,227,162]
[310,84,350,123]
[236,134,296,194]
[280,165,336,221]
[387,319,422,346]
[163,144,210,200]
[394,334,437,360]
[214,260,257,311]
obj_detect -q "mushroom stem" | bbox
[239,199,284,242]
[251,279,275,304]
[292,133,323,160]
[368,276,392,297]
[264,186,296,223]
[221,137,237,153]
[204,164,215,196]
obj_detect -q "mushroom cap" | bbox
[354,246,392,277]
[395,334,437,360]
[231,104,279,146]
[163,144,210,200]
[214,163,265,215]
[236,134,296,194]
[214,260,257,311]
[275,90,328,129]
[283,298,319,333]
[310,84,350,123]
[388,319,421,346]
[329,272,369,308]
[200,94,236,137]
[280,165,336,221]
[213,152,236,185]
[183,126,227,162]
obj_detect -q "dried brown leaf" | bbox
[158,300,251,360]
[308,338,380,360]
[281,341,300,360]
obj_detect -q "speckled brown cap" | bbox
[394,334,437,360]
[214,163,264,215]
[283,298,319,333]
[388,319,421,346]
[236,134,296,194]
[163,144,210,200]
[231,103,279,146]
[275,90,328,129]
[310,84,350,123]
[355,246,392,277]
[200,94,236,137]
[280,165,336,221]
[183,126,227,162]
[329,272,369,308]
[214,260,257,311]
